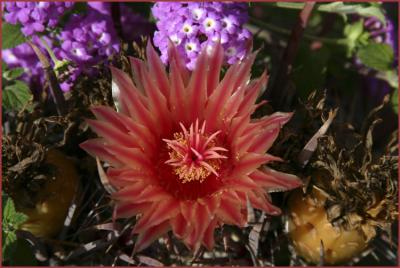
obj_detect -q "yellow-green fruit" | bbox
[288,188,371,265]
[18,149,79,238]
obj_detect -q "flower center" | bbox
[185,44,194,51]
[163,120,228,184]
[183,24,192,34]
[204,18,216,30]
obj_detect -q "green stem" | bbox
[39,36,60,66]
[250,17,348,46]
[28,40,67,116]
[251,19,291,36]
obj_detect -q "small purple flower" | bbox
[59,67,82,92]
[181,20,198,37]
[191,7,206,21]
[242,26,253,38]
[56,4,120,71]
[184,38,200,55]
[87,2,110,15]
[202,13,221,34]
[363,16,396,50]
[3,2,74,36]
[222,15,239,34]
[152,2,252,70]
[225,41,247,65]
[170,33,183,46]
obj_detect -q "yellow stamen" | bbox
[164,121,227,184]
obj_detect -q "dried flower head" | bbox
[80,42,301,252]
[288,124,398,264]
[311,122,398,236]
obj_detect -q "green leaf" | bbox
[319,2,385,24]
[54,59,72,77]
[273,2,386,24]
[344,21,363,40]
[353,6,386,24]
[3,197,17,222]
[2,197,28,261]
[382,70,400,113]
[3,68,25,80]
[3,198,28,226]
[2,60,8,71]
[2,80,32,111]
[13,213,29,226]
[344,20,364,55]
[2,23,26,49]
[274,2,304,9]
[375,70,399,90]
[356,43,394,71]
[3,231,17,257]
[4,231,17,247]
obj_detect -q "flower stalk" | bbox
[28,40,67,116]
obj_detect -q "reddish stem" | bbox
[264,2,316,110]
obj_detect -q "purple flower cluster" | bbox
[363,16,396,49]
[355,16,397,102]
[152,2,252,70]
[351,15,397,71]
[353,15,397,69]
[54,3,120,90]
[2,2,121,92]
[2,36,50,95]
[57,5,120,67]
[3,2,74,36]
